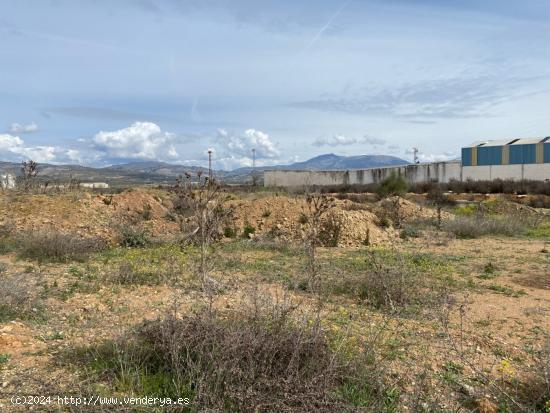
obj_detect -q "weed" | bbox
[479,262,497,279]
[0,353,10,366]
[0,274,45,322]
[443,213,538,239]
[118,226,150,248]
[487,284,526,297]
[140,202,152,220]
[400,226,422,239]
[223,226,237,238]
[16,230,106,262]
[242,222,256,238]
[104,245,187,286]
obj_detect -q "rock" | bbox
[459,383,476,398]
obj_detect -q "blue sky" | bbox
[1,0,549,169]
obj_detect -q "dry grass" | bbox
[66,294,394,412]
[15,230,106,262]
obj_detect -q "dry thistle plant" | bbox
[20,160,39,192]
[302,192,335,317]
[174,172,231,304]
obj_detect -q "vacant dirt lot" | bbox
[0,188,548,412]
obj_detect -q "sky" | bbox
[1,0,550,170]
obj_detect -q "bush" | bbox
[140,203,152,220]
[400,226,422,239]
[118,226,150,248]
[0,274,45,322]
[69,297,388,412]
[242,222,256,238]
[376,173,408,198]
[16,231,106,262]
[443,214,536,238]
[223,226,237,238]
[327,250,448,314]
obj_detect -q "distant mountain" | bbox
[0,154,409,186]
[278,153,409,170]
[229,153,409,175]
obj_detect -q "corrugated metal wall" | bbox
[462,142,549,166]
[477,146,502,166]
[510,144,536,164]
[461,148,472,166]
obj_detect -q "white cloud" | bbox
[0,133,24,147]
[92,121,179,161]
[0,133,80,163]
[417,153,456,162]
[312,134,357,147]
[9,121,39,134]
[362,136,386,146]
[387,144,400,153]
[216,128,279,159]
[313,134,387,147]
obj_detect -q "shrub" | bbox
[242,222,256,238]
[0,274,45,322]
[68,297,388,412]
[298,212,309,224]
[16,231,106,262]
[327,250,448,314]
[319,212,342,247]
[442,214,535,238]
[376,173,408,198]
[118,226,150,248]
[400,226,422,239]
[140,203,152,220]
[223,226,237,238]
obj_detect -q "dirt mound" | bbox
[477,198,541,216]
[227,196,400,246]
[374,196,453,224]
[0,189,180,242]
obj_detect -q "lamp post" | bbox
[252,148,257,186]
[207,150,212,180]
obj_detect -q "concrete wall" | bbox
[264,161,550,188]
[462,163,550,181]
[81,182,109,189]
[0,174,16,189]
[264,161,462,188]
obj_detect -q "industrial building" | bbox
[264,137,550,187]
[461,137,550,181]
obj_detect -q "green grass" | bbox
[0,353,11,366]
[486,284,527,297]
[97,244,191,286]
[525,219,550,239]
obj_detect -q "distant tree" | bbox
[376,172,408,198]
[20,160,39,192]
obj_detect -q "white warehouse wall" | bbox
[264,161,462,187]
[264,161,549,188]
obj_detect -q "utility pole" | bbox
[207,150,212,180]
[251,148,257,187]
[412,147,419,164]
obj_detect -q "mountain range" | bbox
[0,154,409,186]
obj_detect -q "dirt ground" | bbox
[0,189,548,412]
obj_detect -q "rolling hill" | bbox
[0,154,409,186]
